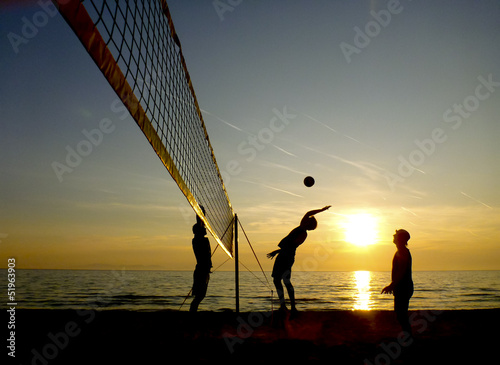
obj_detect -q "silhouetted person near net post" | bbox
[267,206,331,318]
[382,229,414,337]
[190,207,212,312]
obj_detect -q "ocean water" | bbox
[4,269,500,312]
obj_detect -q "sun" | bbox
[342,213,378,247]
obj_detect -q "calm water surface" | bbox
[4,269,500,312]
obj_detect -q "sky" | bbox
[1,0,499,272]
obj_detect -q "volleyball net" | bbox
[54,0,234,257]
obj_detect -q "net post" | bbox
[234,214,239,314]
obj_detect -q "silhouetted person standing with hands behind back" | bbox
[382,229,414,336]
[267,206,330,317]
[190,207,212,312]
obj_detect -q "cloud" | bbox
[460,191,493,209]
[257,160,308,176]
[238,178,303,198]
[271,144,297,157]
[201,108,251,135]
[302,112,379,151]
[301,144,388,182]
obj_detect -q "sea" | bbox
[4,270,500,312]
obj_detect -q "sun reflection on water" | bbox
[353,271,372,310]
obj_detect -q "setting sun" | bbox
[342,213,378,247]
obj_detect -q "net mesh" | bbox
[54,0,233,256]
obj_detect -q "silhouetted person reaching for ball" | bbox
[190,207,212,312]
[382,229,414,336]
[267,206,331,317]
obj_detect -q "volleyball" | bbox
[304,176,315,187]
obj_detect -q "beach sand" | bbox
[10,308,499,364]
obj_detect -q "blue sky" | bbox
[1,0,499,271]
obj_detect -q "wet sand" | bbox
[9,308,499,364]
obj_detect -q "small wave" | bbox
[11,270,500,311]
[415,288,442,292]
[462,293,497,297]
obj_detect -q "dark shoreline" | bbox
[6,309,499,364]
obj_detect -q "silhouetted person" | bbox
[382,229,414,336]
[190,207,212,312]
[267,206,331,316]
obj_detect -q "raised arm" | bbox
[300,206,331,225]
